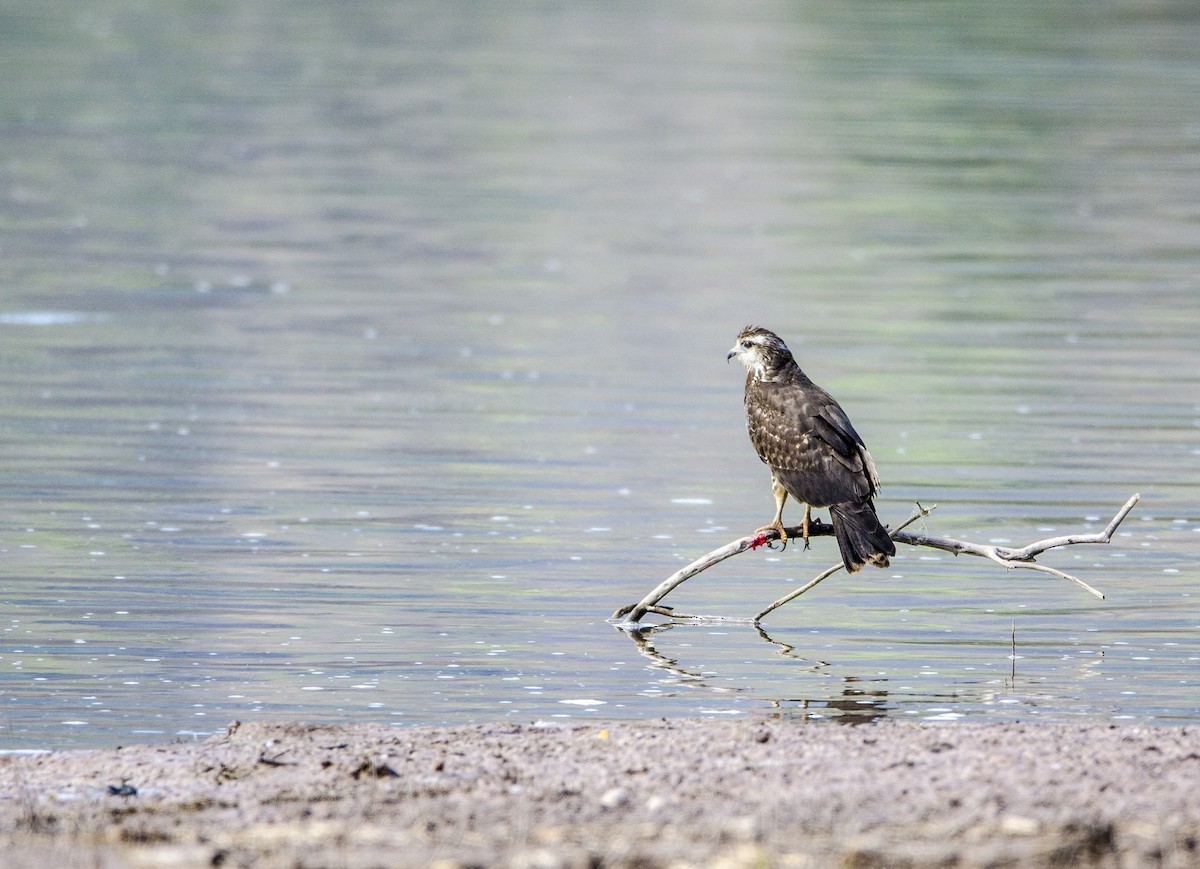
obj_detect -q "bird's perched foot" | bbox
[801,505,812,551]
[755,520,788,550]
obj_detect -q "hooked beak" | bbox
[726,346,738,363]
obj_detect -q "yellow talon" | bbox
[755,520,789,549]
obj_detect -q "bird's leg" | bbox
[755,478,790,549]
[801,503,812,551]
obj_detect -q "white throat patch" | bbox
[731,344,770,382]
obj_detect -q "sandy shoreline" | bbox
[1,717,1198,868]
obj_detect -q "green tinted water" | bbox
[1,1,1197,748]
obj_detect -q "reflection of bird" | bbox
[727,326,895,572]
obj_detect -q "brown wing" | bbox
[745,375,879,508]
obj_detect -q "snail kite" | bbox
[727,326,895,572]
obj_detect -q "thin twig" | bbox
[753,503,936,621]
[610,519,834,626]
[611,494,1139,627]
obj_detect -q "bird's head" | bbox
[726,326,794,381]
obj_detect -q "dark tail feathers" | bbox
[829,501,895,573]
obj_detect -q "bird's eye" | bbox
[741,340,752,348]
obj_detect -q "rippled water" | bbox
[1,1,1198,748]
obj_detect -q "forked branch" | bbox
[611,493,1140,627]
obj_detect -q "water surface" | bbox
[1,1,1198,748]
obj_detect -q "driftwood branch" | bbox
[611,493,1141,627]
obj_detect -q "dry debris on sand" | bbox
[2,717,1199,868]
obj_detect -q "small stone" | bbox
[1000,815,1040,835]
[599,787,629,809]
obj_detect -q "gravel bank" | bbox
[2,717,1198,867]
